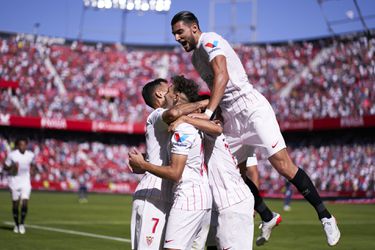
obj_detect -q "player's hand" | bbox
[198,99,209,108]
[168,115,186,132]
[188,112,210,120]
[128,148,146,174]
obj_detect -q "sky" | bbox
[0,0,374,45]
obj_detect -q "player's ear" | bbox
[155,90,164,99]
[192,23,198,33]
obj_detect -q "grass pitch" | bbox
[0,191,374,250]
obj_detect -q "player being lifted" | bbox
[4,138,36,234]
[171,11,340,246]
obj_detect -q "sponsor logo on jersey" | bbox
[205,40,218,48]
[174,132,188,143]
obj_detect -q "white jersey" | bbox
[170,123,212,210]
[5,149,34,186]
[204,133,252,210]
[192,32,265,116]
[133,108,174,202]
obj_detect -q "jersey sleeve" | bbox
[170,123,197,156]
[201,32,226,62]
[153,108,168,132]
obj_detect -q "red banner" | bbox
[0,79,19,89]
[0,113,374,134]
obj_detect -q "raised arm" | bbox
[162,99,208,124]
[205,55,229,118]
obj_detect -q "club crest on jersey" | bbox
[205,40,218,48]
[146,236,154,246]
[174,132,188,142]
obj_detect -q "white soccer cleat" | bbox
[18,224,26,234]
[256,212,282,246]
[283,205,291,212]
[13,225,19,233]
[321,216,340,246]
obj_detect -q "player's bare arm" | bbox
[206,55,229,116]
[162,99,208,124]
[169,115,222,136]
[129,149,187,182]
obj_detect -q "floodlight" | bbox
[83,0,171,12]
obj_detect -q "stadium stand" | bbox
[1,32,374,122]
[0,31,374,197]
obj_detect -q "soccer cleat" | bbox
[256,212,282,246]
[18,224,26,234]
[283,205,291,212]
[321,216,340,246]
[13,225,19,233]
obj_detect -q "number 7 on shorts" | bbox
[151,217,159,234]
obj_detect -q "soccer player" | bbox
[171,11,340,246]
[284,180,293,211]
[168,101,255,249]
[129,76,212,250]
[4,138,36,234]
[130,78,208,249]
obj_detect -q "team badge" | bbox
[146,236,154,246]
[205,40,218,48]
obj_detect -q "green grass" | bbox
[0,191,374,250]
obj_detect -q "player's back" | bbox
[134,108,173,202]
[204,133,252,210]
[170,123,212,211]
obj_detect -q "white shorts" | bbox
[223,97,286,160]
[9,184,31,201]
[131,197,171,250]
[164,208,211,250]
[206,197,254,249]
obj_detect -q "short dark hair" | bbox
[15,138,28,146]
[142,78,168,108]
[171,11,200,30]
[171,75,200,103]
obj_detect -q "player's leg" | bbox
[131,198,169,250]
[205,210,218,249]
[10,186,21,233]
[250,100,340,246]
[216,197,254,250]
[12,199,20,233]
[238,160,281,246]
[164,208,211,250]
[18,185,31,234]
[18,199,28,234]
[284,181,293,211]
[238,160,275,222]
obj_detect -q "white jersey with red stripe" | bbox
[192,32,265,116]
[133,108,174,202]
[5,149,34,187]
[204,133,252,210]
[170,123,212,211]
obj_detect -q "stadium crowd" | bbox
[0,136,145,188]
[0,32,374,123]
[0,136,373,195]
